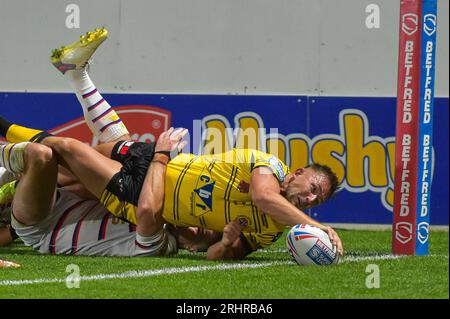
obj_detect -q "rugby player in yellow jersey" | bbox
[0,28,343,259]
[0,124,342,259]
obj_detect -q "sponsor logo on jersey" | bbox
[192,172,215,217]
[237,216,251,228]
[268,156,285,182]
[116,141,135,155]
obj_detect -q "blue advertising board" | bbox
[1,92,448,225]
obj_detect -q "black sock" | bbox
[0,116,13,137]
[31,131,53,143]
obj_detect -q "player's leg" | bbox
[1,114,128,164]
[93,141,122,158]
[0,117,122,199]
[0,117,124,204]
[46,136,157,225]
[0,142,58,225]
[55,142,122,193]
[51,28,130,143]
[57,165,97,200]
[0,118,163,226]
[42,136,123,199]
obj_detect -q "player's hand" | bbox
[325,226,344,256]
[155,127,188,153]
[221,219,246,247]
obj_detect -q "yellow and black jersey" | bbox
[162,149,289,250]
[101,142,289,250]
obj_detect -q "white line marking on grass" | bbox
[341,253,448,263]
[260,249,448,262]
[341,254,404,263]
[260,249,407,262]
[0,261,292,287]
[257,248,290,253]
[2,254,447,287]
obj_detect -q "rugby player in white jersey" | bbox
[0,149,245,258]
[0,128,185,257]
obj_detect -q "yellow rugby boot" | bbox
[51,27,108,74]
[0,167,16,187]
[0,181,17,205]
[0,180,16,227]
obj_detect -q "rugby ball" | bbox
[286,224,339,266]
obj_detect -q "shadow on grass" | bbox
[2,240,291,263]
[344,251,391,257]
[0,240,40,255]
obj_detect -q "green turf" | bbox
[0,229,448,299]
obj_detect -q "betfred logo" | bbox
[417,222,429,244]
[50,105,171,146]
[423,14,437,36]
[395,222,413,244]
[402,13,418,35]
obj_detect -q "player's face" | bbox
[282,167,330,210]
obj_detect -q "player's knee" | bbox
[24,143,55,167]
[50,137,80,156]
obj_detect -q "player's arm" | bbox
[206,220,252,260]
[251,167,327,227]
[136,128,188,237]
[135,153,169,236]
[0,225,15,247]
[250,167,343,255]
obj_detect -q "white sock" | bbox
[0,167,16,186]
[65,69,129,143]
[0,142,30,174]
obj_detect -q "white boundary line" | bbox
[260,248,449,259]
[0,261,290,287]
[327,223,449,231]
[3,253,446,287]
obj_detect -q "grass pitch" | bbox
[0,229,448,299]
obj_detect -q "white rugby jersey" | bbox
[14,189,174,257]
